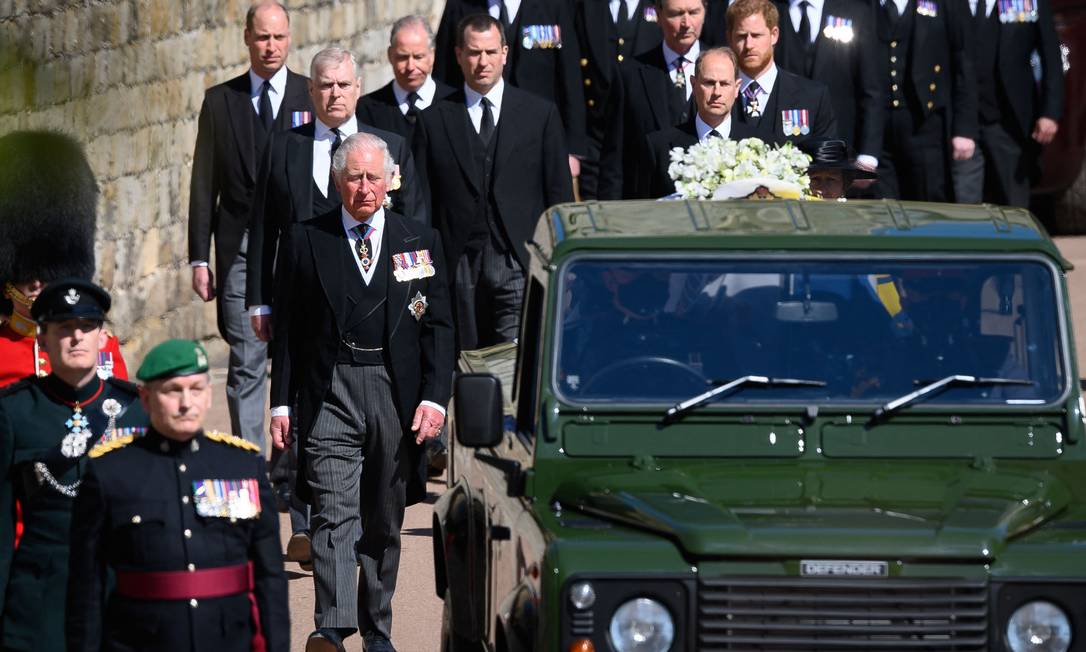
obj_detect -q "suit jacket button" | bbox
[580,58,588,67]
[890,40,898,48]
[927,101,934,109]
[934,64,941,73]
[929,83,936,91]
[184,528,192,538]
[890,70,897,77]
[617,54,624,61]
[892,84,899,91]
[587,99,596,107]
[893,99,900,107]
[584,78,592,86]
[618,37,625,45]
[890,56,897,63]
[131,515,141,524]
[189,599,198,608]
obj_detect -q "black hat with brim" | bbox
[30,278,111,324]
[801,138,878,180]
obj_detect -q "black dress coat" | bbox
[774,0,885,156]
[66,429,288,652]
[433,0,588,155]
[269,209,455,506]
[356,79,458,147]
[412,86,575,273]
[637,115,755,198]
[187,69,313,336]
[245,121,426,308]
[731,66,839,146]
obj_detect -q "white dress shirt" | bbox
[393,76,438,115]
[969,0,996,16]
[609,0,639,22]
[249,65,288,120]
[270,206,446,418]
[312,116,359,197]
[882,0,910,17]
[696,113,732,140]
[789,0,824,42]
[465,79,506,133]
[663,41,701,100]
[487,0,522,22]
[740,62,779,104]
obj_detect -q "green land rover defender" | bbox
[433,199,1086,652]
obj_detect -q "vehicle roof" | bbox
[532,200,1071,269]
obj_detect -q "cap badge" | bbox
[64,289,80,305]
[195,347,208,368]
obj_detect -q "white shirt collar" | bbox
[249,65,288,97]
[789,0,824,38]
[393,75,437,110]
[609,0,640,22]
[464,78,506,112]
[340,207,386,285]
[882,0,910,16]
[968,0,996,16]
[341,205,385,238]
[315,115,359,140]
[740,62,779,97]
[487,0,522,22]
[695,113,731,140]
[662,41,701,69]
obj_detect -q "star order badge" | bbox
[408,291,428,321]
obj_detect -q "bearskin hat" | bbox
[0,130,98,314]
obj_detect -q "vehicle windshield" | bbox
[554,256,1066,405]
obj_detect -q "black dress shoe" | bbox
[363,631,397,652]
[305,628,347,652]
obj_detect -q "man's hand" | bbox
[192,266,215,302]
[951,136,976,161]
[251,314,273,342]
[411,404,445,445]
[1032,117,1059,145]
[568,154,581,179]
[270,415,292,450]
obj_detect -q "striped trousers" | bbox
[304,363,406,639]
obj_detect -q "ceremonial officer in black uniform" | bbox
[357,16,457,148]
[573,0,662,198]
[874,0,977,201]
[952,0,1062,207]
[0,279,147,652]
[66,339,288,652]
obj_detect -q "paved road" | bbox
[201,235,1086,651]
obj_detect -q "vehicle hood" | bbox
[551,463,1071,560]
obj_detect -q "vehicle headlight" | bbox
[1006,601,1071,652]
[607,597,674,652]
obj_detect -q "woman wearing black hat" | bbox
[799,138,878,200]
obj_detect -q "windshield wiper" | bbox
[660,375,826,427]
[865,374,1034,428]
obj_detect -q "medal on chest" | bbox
[59,382,112,458]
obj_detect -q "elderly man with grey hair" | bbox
[358,15,457,146]
[269,131,455,652]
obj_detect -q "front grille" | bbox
[698,577,988,651]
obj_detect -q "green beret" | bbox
[137,339,210,382]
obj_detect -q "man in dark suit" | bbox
[728,0,838,146]
[573,0,662,198]
[356,15,457,147]
[269,133,454,652]
[773,0,883,175]
[638,46,749,197]
[247,47,426,336]
[599,0,708,199]
[433,0,587,181]
[187,1,311,453]
[874,0,977,201]
[952,0,1062,207]
[415,13,574,351]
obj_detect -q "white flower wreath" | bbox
[666,137,812,200]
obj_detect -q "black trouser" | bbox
[952,120,1031,208]
[878,106,950,202]
[454,232,525,351]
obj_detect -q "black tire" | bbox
[441,589,479,652]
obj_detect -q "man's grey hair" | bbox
[332,132,398,181]
[310,47,361,79]
[390,15,435,49]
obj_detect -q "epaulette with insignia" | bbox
[105,377,140,394]
[0,377,34,399]
[88,427,148,458]
[204,430,261,453]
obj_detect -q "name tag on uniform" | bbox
[782,109,811,137]
[916,0,938,17]
[291,111,313,128]
[193,478,261,519]
[522,24,562,49]
[392,249,436,282]
[998,0,1037,22]
[822,15,855,42]
[643,5,658,21]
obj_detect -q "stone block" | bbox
[33,61,54,106]
[97,238,118,288]
[68,53,93,100]
[137,228,161,279]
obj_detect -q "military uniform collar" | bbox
[41,373,105,404]
[147,428,203,455]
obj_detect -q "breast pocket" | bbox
[110,500,169,565]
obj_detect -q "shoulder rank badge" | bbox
[781,109,811,137]
[822,15,854,42]
[643,5,658,22]
[409,291,429,321]
[291,111,313,128]
[204,430,261,453]
[998,0,1037,22]
[192,478,262,519]
[916,0,938,17]
[392,249,436,282]
[522,24,562,50]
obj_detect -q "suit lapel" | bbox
[492,88,522,182]
[308,212,355,327]
[385,215,423,340]
[287,124,316,222]
[224,75,258,182]
[584,1,612,74]
[811,0,835,73]
[641,51,672,128]
[439,97,481,195]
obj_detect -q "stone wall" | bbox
[0,0,442,364]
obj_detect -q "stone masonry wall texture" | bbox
[0,0,443,364]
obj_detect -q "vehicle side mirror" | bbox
[454,373,504,448]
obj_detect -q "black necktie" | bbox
[616,0,630,27]
[499,0,511,27]
[798,1,812,49]
[885,0,900,23]
[707,129,723,139]
[328,129,343,200]
[406,91,421,125]
[259,80,273,131]
[479,97,495,145]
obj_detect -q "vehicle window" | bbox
[514,277,545,437]
[554,257,1066,405]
